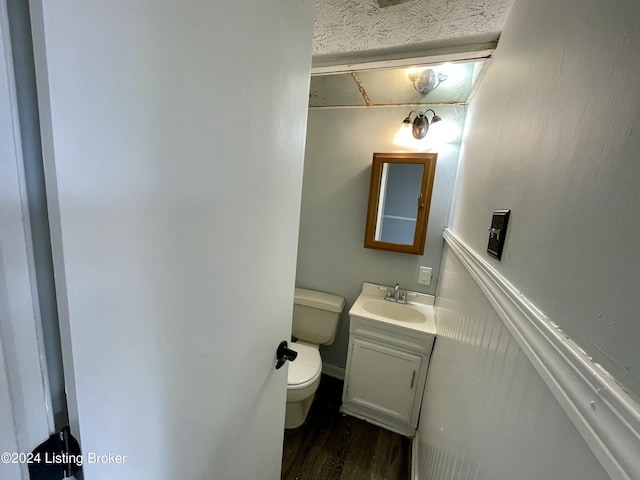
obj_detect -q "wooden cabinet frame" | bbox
[364,152,438,255]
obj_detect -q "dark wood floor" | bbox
[282,375,411,480]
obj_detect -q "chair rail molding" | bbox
[443,228,640,480]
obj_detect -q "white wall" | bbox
[417,247,609,479]
[417,0,640,477]
[297,105,464,368]
[449,0,640,399]
[5,0,66,428]
[0,348,22,480]
[0,2,52,478]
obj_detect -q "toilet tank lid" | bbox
[294,288,345,313]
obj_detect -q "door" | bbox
[29,1,313,479]
[347,338,422,422]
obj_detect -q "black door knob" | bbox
[275,340,297,370]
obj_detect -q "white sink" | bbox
[349,283,436,335]
[361,299,426,323]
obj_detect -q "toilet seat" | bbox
[287,342,321,389]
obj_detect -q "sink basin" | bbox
[349,283,436,334]
[361,299,427,323]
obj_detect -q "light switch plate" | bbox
[487,209,510,260]
[418,266,432,285]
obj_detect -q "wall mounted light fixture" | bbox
[408,68,448,95]
[401,109,442,139]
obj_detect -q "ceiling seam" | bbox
[308,101,468,110]
[350,72,372,107]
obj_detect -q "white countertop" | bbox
[349,282,437,336]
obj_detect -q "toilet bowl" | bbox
[285,288,345,429]
[285,342,322,429]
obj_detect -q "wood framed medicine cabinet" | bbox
[364,152,437,255]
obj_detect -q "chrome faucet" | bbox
[385,284,407,304]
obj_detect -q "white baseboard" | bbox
[443,229,640,480]
[321,362,345,380]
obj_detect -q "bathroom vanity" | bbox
[341,282,436,437]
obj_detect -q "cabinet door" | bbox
[346,338,422,423]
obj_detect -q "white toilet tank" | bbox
[293,288,345,345]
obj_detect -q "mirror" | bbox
[364,153,437,255]
[309,60,488,107]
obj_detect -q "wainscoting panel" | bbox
[415,243,611,480]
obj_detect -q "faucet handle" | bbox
[385,288,393,298]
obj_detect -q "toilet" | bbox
[285,288,345,429]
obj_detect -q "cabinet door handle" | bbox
[410,370,416,389]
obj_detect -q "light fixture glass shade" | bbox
[393,122,414,147]
[395,109,443,148]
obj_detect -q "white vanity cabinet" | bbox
[341,283,436,437]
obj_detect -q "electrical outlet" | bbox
[418,266,432,286]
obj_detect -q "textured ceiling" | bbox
[313,0,514,58]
